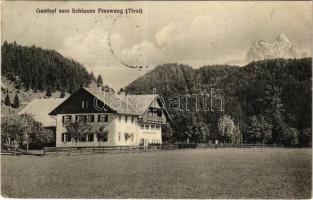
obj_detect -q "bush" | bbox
[1,114,55,150]
[299,128,311,146]
[282,127,299,146]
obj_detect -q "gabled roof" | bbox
[48,86,171,121]
[83,86,171,120]
[18,98,66,127]
[84,87,159,115]
[83,86,141,115]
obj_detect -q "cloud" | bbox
[122,40,161,66]
[60,28,123,71]
[155,23,176,47]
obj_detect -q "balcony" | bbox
[146,116,166,124]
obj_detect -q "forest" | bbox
[125,58,312,146]
[1,41,95,93]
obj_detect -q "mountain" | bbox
[1,41,95,93]
[1,41,104,115]
[246,34,303,62]
[1,75,70,116]
[125,58,312,145]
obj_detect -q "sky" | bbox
[2,1,312,90]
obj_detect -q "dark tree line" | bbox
[1,41,95,93]
[125,58,312,146]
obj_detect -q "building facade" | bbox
[49,87,170,147]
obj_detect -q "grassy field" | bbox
[1,148,311,198]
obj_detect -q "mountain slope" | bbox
[1,41,95,93]
[125,58,312,144]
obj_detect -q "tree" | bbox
[282,127,299,146]
[217,115,239,143]
[4,93,10,106]
[97,75,103,86]
[118,88,125,95]
[46,88,52,97]
[60,90,65,98]
[299,128,311,146]
[245,115,272,144]
[95,125,109,147]
[162,123,173,143]
[1,114,43,152]
[263,85,285,144]
[12,93,20,108]
[90,71,96,81]
[65,121,91,145]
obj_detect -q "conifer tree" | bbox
[97,75,103,86]
[46,88,52,97]
[60,90,65,98]
[12,93,20,108]
[4,94,11,106]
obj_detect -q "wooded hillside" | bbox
[125,58,312,145]
[1,41,95,93]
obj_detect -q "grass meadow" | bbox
[1,148,311,198]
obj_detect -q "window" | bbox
[81,100,90,109]
[101,134,108,142]
[87,133,94,142]
[125,115,128,122]
[118,132,121,141]
[131,116,134,123]
[151,125,156,130]
[62,133,71,142]
[65,115,72,123]
[61,133,65,142]
[80,133,87,142]
[98,114,108,123]
[156,125,160,130]
[75,115,83,122]
[119,115,121,122]
[62,115,72,124]
[66,134,71,142]
[89,115,95,123]
[145,125,149,130]
[140,125,144,129]
[83,115,88,123]
[157,111,162,117]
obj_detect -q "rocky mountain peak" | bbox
[246,34,302,62]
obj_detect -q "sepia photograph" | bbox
[1,1,312,199]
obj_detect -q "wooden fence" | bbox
[166,143,286,149]
[44,145,163,156]
[42,143,287,156]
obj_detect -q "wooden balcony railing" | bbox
[146,116,166,124]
